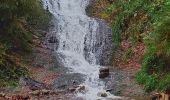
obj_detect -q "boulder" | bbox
[20,77,47,91]
[99,67,109,78]
[99,68,109,73]
[99,72,109,78]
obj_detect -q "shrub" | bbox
[0,0,50,86]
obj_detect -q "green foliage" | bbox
[123,48,133,60]
[0,60,27,87]
[107,0,163,45]
[107,0,170,92]
[0,0,50,51]
[0,44,27,86]
[0,0,50,86]
[158,74,170,91]
[136,0,170,92]
[136,69,158,92]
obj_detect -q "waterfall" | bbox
[42,0,116,99]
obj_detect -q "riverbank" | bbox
[0,30,74,100]
[87,0,150,99]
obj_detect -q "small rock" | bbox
[97,92,108,97]
[99,72,109,79]
[0,93,6,97]
[77,85,85,91]
[29,90,40,95]
[106,89,113,92]
[33,35,39,39]
[68,88,76,92]
[41,89,50,95]
[99,68,109,73]
[101,93,107,97]
[80,85,85,90]
[99,67,109,78]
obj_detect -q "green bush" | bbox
[107,0,170,92]
[0,0,50,86]
[136,0,170,92]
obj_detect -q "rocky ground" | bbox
[104,67,149,100]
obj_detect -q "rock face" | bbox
[99,67,110,79]
[84,19,114,66]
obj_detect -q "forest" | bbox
[0,0,170,100]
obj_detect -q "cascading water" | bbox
[42,0,117,99]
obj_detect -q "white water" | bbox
[42,0,118,99]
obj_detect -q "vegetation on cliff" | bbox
[0,0,50,86]
[89,0,170,93]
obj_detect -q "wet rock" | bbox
[73,97,85,100]
[20,77,47,91]
[99,68,109,78]
[106,89,113,92]
[68,85,86,93]
[101,93,107,97]
[84,19,114,66]
[53,73,85,90]
[48,36,58,43]
[77,85,85,91]
[97,92,108,97]
[68,88,77,92]
[99,72,109,78]
[99,68,109,73]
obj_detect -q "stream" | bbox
[42,0,118,99]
